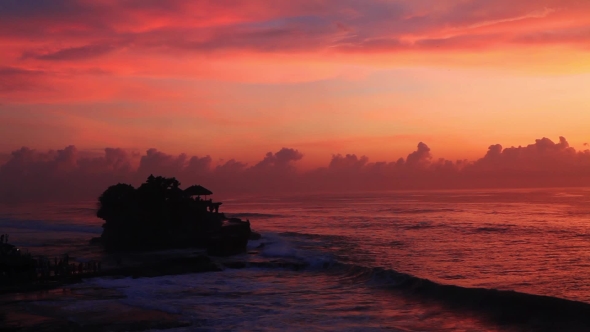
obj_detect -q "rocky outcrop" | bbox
[0,239,37,286]
[207,219,252,256]
[96,175,251,255]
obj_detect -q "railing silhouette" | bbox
[0,234,103,286]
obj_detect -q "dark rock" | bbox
[0,237,41,287]
[89,237,102,245]
[223,261,248,269]
[207,220,251,256]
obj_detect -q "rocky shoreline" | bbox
[0,177,264,330]
[0,250,232,331]
[0,243,266,296]
[0,242,318,332]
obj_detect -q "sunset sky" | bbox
[1,0,589,171]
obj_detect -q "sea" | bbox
[2,188,590,331]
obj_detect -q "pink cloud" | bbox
[2,0,588,108]
[0,66,46,93]
[2,0,589,61]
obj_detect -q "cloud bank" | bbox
[1,137,589,202]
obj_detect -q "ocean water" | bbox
[2,188,590,331]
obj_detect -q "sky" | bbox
[1,0,590,200]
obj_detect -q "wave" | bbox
[403,222,436,230]
[0,218,101,235]
[225,212,285,219]
[332,263,590,327]
[279,231,350,243]
[473,226,511,233]
[253,233,335,269]
[243,234,590,328]
[378,208,462,214]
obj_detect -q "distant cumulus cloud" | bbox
[253,148,303,169]
[1,137,590,202]
[405,142,432,167]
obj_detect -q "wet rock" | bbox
[206,219,251,257]
[0,297,192,332]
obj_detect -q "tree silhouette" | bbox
[97,183,136,221]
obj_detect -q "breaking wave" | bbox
[473,226,511,233]
[246,232,590,328]
[378,208,462,214]
[226,212,285,219]
[329,263,590,326]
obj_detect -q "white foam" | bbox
[81,268,449,332]
[257,232,335,268]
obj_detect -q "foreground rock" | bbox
[0,286,192,332]
[0,252,222,295]
[0,235,37,287]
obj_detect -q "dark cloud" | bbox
[0,0,79,18]
[511,26,590,46]
[25,44,119,61]
[0,66,45,92]
[0,67,43,76]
